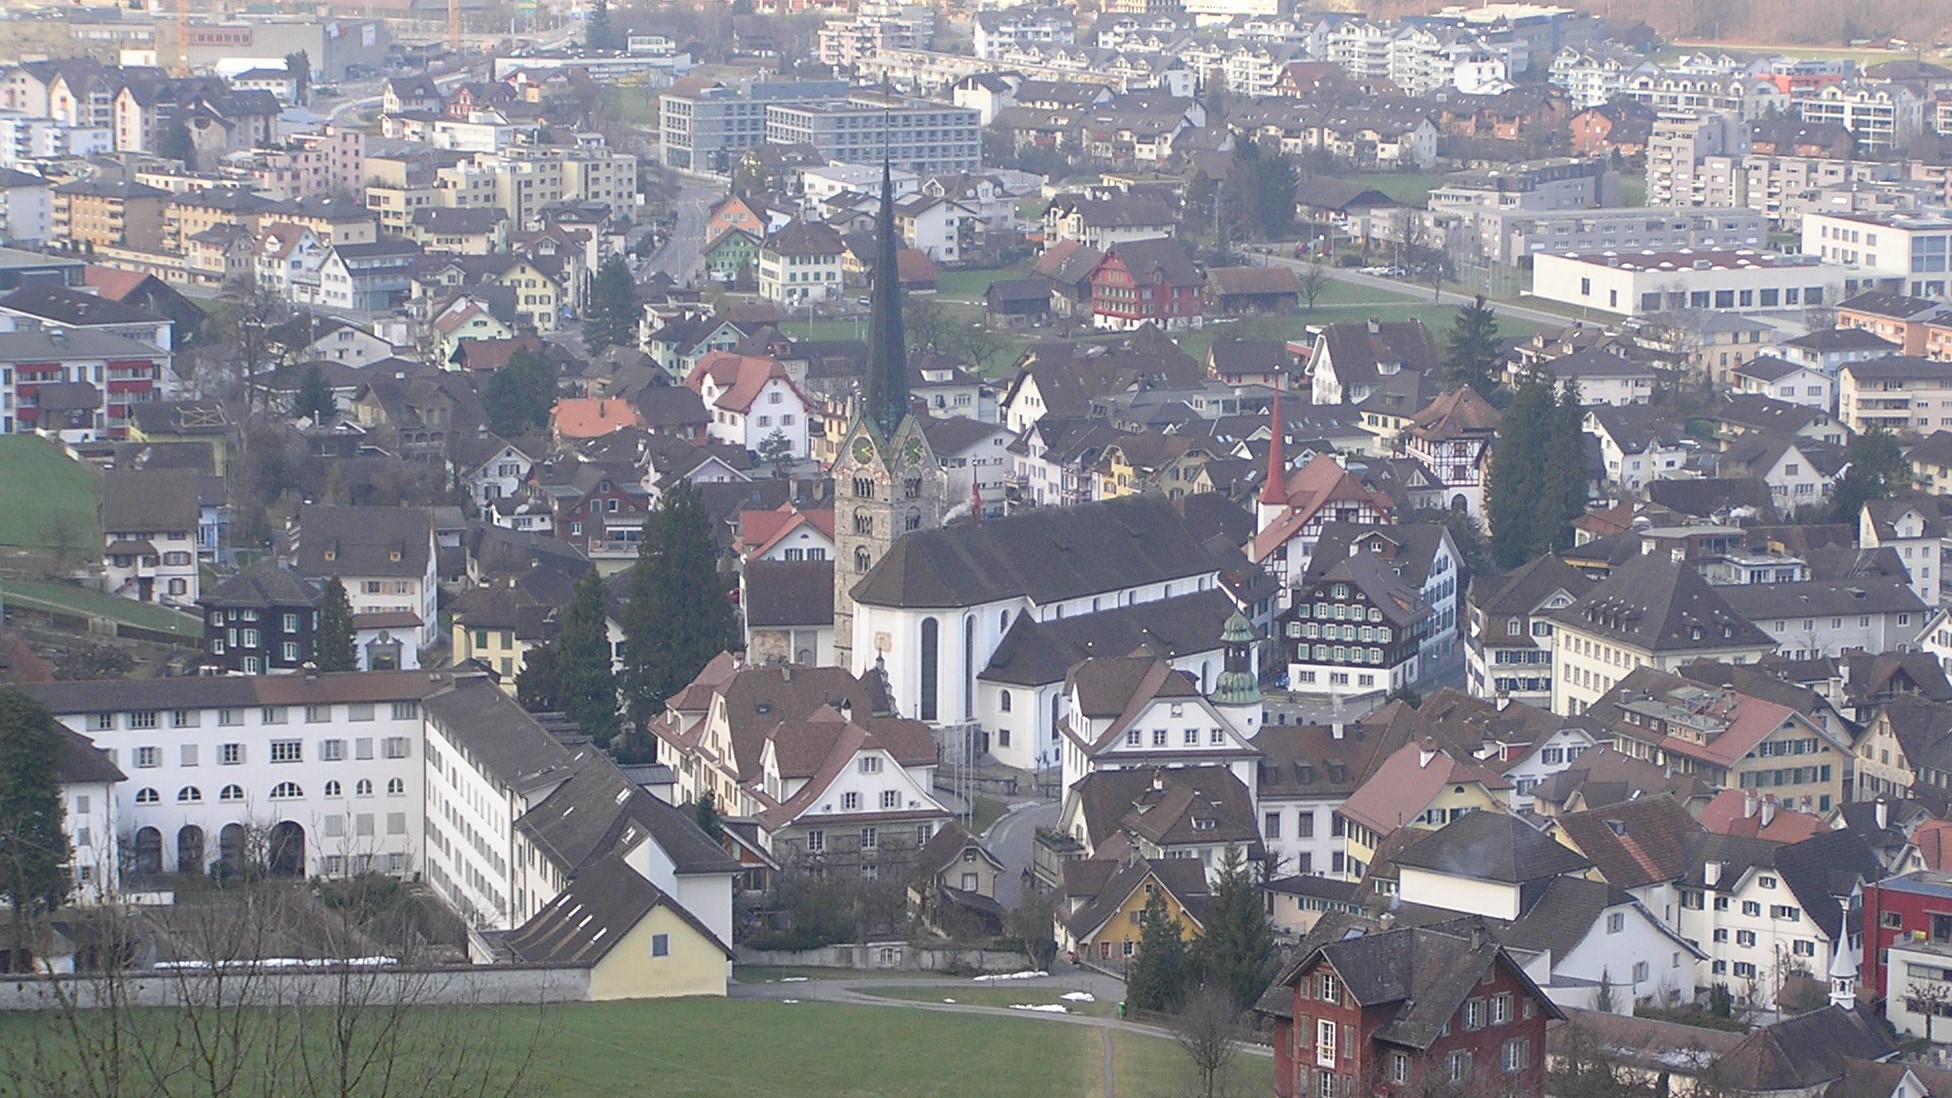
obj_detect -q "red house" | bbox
[1860,871,1952,1009]
[1265,924,1562,1098]
[1088,237,1204,333]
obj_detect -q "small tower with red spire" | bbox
[1256,391,1288,529]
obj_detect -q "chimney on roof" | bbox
[1760,796,1776,828]
[1330,721,1344,740]
[781,665,792,683]
[1744,790,1757,818]
[302,661,318,679]
[1876,797,1889,831]
[1418,738,1438,768]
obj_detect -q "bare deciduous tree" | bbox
[1172,983,1243,1098]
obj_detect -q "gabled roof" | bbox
[851,495,1226,610]
[1549,553,1773,654]
[1337,739,1510,836]
[1716,1005,1898,1094]
[100,467,198,533]
[292,504,432,579]
[1063,856,1210,941]
[501,854,731,967]
[1281,924,1563,1050]
[1392,810,1592,884]
[1470,554,1592,618]
[1094,237,1202,289]
[981,589,1238,688]
[202,559,321,609]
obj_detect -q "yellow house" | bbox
[1056,857,1208,964]
[492,259,568,333]
[502,856,731,1000]
[1333,739,1510,881]
[449,583,557,691]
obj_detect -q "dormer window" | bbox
[389,550,401,562]
[323,549,336,561]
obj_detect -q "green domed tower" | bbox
[1210,610,1263,738]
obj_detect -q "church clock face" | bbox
[902,438,924,464]
[852,436,876,464]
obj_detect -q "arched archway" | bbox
[176,825,205,874]
[218,824,247,876]
[133,827,163,875]
[1450,494,1468,513]
[266,822,305,878]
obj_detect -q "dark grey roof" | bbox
[293,505,433,579]
[56,724,125,785]
[1779,327,1899,353]
[421,677,576,791]
[1717,1004,1898,1093]
[501,853,731,966]
[203,559,322,609]
[1294,925,1562,1050]
[100,468,198,533]
[1469,554,1591,618]
[743,560,835,628]
[517,746,742,876]
[1102,237,1201,288]
[1838,290,1949,321]
[1839,355,1952,383]
[0,328,165,362]
[1481,876,1641,962]
[980,588,1236,686]
[0,284,162,327]
[1297,551,1430,629]
[851,495,1225,610]
[1548,553,1774,653]
[1773,828,1883,941]
[1391,810,1592,884]
[1302,522,1454,590]
[1063,856,1210,940]
[1718,578,1925,623]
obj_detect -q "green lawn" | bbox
[862,985,1115,1017]
[0,435,100,549]
[733,966,954,984]
[1,997,1245,1098]
[600,85,662,126]
[970,794,1010,835]
[2,578,203,637]
[1329,171,1450,207]
[1619,176,1648,207]
[1173,301,1549,363]
[933,267,1018,304]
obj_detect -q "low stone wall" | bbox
[0,963,590,1012]
[735,942,1037,973]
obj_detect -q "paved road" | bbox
[1250,248,1578,328]
[645,174,726,283]
[984,798,1059,908]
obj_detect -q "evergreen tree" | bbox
[1486,368,1553,568]
[586,0,615,50]
[1543,377,1589,550]
[757,428,794,478]
[1192,846,1275,1011]
[1830,427,1910,523]
[694,791,723,841]
[1227,138,1298,241]
[1127,888,1189,1012]
[482,348,558,436]
[620,482,735,726]
[1444,294,1503,397]
[584,254,637,352]
[1489,371,1588,567]
[0,688,72,928]
[556,571,619,743]
[283,51,310,104]
[292,362,335,424]
[515,641,560,712]
[314,577,357,672]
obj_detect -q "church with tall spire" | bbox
[831,160,949,675]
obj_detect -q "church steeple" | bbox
[863,157,909,438]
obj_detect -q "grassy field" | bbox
[0,996,1248,1098]
[1328,171,1450,207]
[1172,300,1550,363]
[2,578,203,637]
[733,966,956,984]
[970,794,1010,834]
[0,435,99,549]
[600,85,662,126]
[933,267,1018,303]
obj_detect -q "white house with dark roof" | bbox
[100,467,201,607]
[846,495,1233,757]
[1860,497,1952,606]
[1731,356,1833,410]
[1546,554,1775,717]
[287,504,438,645]
[1466,554,1592,709]
[755,714,951,877]
[1056,653,1263,794]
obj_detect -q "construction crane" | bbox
[173,0,191,76]
[448,0,462,53]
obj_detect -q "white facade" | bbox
[1803,211,1952,300]
[104,524,200,608]
[1057,689,1258,797]
[0,172,52,245]
[466,443,535,511]
[1675,867,1836,1008]
[757,245,842,304]
[1501,727,1597,811]
[1733,362,1833,410]
[1532,251,1848,318]
[45,684,427,882]
[702,373,813,459]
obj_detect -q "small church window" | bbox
[853,477,876,499]
[903,478,922,499]
[854,547,872,574]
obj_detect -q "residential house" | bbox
[1056,856,1208,962]
[1401,386,1498,517]
[1249,450,1395,597]
[1547,554,1776,717]
[1583,404,1690,494]
[1335,739,1510,881]
[197,560,322,675]
[1055,653,1262,795]
[1307,319,1439,407]
[287,504,439,647]
[1254,722,1367,879]
[1281,551,1432,701]
[1263,923,1561,1098]
[1860,497,1952,606]
[757,220,844,304]
[100,467,200,607]
[1087,237,1204,332]
[1055,764,1263,879]
[685,351,813,459]
[1466,555,1591,710]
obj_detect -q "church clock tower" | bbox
[832,160,947,674]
